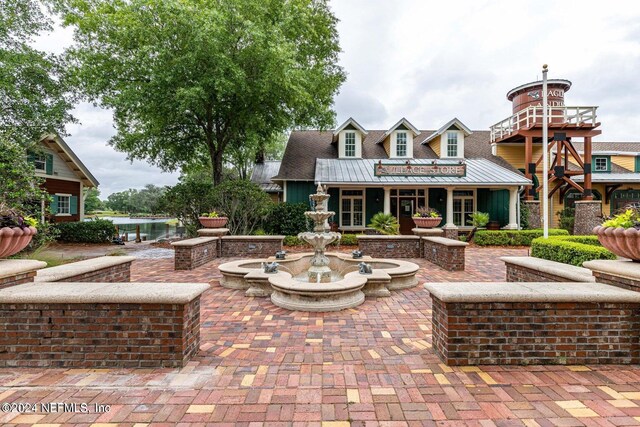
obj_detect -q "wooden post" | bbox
[135,225,141,243]
[115,225,119,238]
[583,136,593,200]
[166,223,170,238]
[524,136,534,200]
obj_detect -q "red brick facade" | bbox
[430,297,640,366]
[0,272,37,290]
[0,299,201,368]
[220,237,283,258]
[43,178,82,223]
[357,237,421,258]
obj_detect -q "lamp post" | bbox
[542,64,549,239]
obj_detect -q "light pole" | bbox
[542,64,549,238]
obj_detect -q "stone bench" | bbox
[172,237,218,270]
[422,237,468,271]
[357,235,421,258]
[35,256,136,283]
[502,256,595,283]
[424,282,640,366]
[0,281,209,368]
[0,260,47,290]
[220,235,284,258]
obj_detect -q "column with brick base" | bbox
[443,187,458,240]
[522,200,541,229]
[574,200,602,235]
[503,187,519,230]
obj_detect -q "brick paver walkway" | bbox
[3,248,640,426]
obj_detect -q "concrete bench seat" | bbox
[172,237,219,270]
[502,256,595,283]
[424,282,640,366]
[35,256,136,283]
[0,281,209,368]
[422,236,468,271]
[0,259,47,289]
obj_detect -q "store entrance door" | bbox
[398,198,415,235]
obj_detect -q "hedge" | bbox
[530,236,615,266]
[474,229,569,246]
[55,219,115,243]
[283,233,359,247]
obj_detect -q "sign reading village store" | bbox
[374,161,466,177]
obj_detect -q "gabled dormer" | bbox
[333,117,368,159]
[421,118,471,159]
[378,118,420,159]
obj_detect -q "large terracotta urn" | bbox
[198,217,228,228]
[0,226,38,258]
[413,217,442,228]
[593,226,640,262]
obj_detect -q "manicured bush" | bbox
[550,235,602,246]
[337,234,358,246]
[264,203,310,236]
[282,233,359,247]
[531,236,615,266]
[474,229,569,246]
[55,219,115,243]
[283,235,304,246]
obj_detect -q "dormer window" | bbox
[344,132,356,157]
[34,154,47,171]
[396,132,407,157]
[446,132,458,157]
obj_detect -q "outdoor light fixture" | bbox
[377,160,382,169]
[431,159,437,165]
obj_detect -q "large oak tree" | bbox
[56,0,345,184]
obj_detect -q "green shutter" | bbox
[50,195,58,214]
[27,152,36,164]
[636,156,640,173]
[70,196,78,215]
[45,154,54,175]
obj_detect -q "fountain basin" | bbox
[218,252,419,311]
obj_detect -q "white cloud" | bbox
[32,1,640,196]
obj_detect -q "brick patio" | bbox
[3,247,640,425]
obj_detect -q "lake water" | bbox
[89,216,179,241]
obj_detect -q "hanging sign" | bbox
[374,162,466,177]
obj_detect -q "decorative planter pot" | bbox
[0,226,38,258]
[413,217,442,228]
[199,217,228,228]
[593,226,640,262]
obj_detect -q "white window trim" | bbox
[34,154,46,172]
[344,131,357,157]
[339,188,366,229]
[440,130,465,159]
[390,131,413,159]
[55,193,72,216]
[339,131,362,158]
[452,188,476,227]
[594,157,608,171]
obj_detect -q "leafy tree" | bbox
[84,187,104,213]
[264,202,309,236]
[211,179,273,235]
[225,131,288,179]
[55,0,345,184]
[0,137,47,213]
[104,185,167,214]
[0,0,74,147]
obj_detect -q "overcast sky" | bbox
[34,0,640,197]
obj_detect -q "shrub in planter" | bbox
[531,236,616,266]
[413,207,442,228]
[369,212,399,235]
[474,229,569,246]
[55,219,115,243]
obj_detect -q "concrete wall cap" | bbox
[0,259,48,279]
[584,259,640,281]
[171,237,218,247]
[357,235,420,240]
[35,256,136,282]
[423,236,468,247]
[501,256,595,282]
[424,282,640,303]
[0,282,210,304]
[221,235,285,240]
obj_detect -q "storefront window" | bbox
[341,190,364,227]
[453,190,474,226]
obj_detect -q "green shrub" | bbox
[55,219,115,243]
[337,234,358,246]
[368,212,399,235]
[531,236,615,266]
[519,203,530,229]
[264,203,310,236]
[557,207,575,233]
[550,235,602,246]
[283,235,304,246]
[474,229,569,246]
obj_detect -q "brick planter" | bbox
[502,257,595,283]
[584,259,640,292]
[220,236,284,258]
[35,256,135,283]
[172,237,219,270]
[357,235,421,258]
[422,237,467,271]
[0,260,46,290]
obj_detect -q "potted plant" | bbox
[593,203,640,262]
[199,210,228,228]
[0,205,38,258]
[412,207,442,228]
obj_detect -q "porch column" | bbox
[504,187,519,229]
[79,183,85,221]
[444,187,456,229]
[383,187,391,215]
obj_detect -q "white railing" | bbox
[490,106,598,142]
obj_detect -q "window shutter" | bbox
[45,154,54,175]
[70,196,78,215]
[50,196,58,214]
[27,152,35,164]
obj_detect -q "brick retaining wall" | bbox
[422,239,466,271]
[52,262,132,282]
[174,238,218,270]
[506,263,582,283]
[220,236,283,258]
[0,299,201,368]
[357,236,421,258]
[430,297,640,366]
[0,271,37,290]
[591,271,640,292]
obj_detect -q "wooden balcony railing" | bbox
[490,106,598,142]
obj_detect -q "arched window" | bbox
[564,189,601,209]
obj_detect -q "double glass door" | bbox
[453,190,474,226]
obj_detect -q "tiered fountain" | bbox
[218,185,420,311]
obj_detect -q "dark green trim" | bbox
[635,156,640,173]
[70,196,78,215]
[45,153,54,175]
